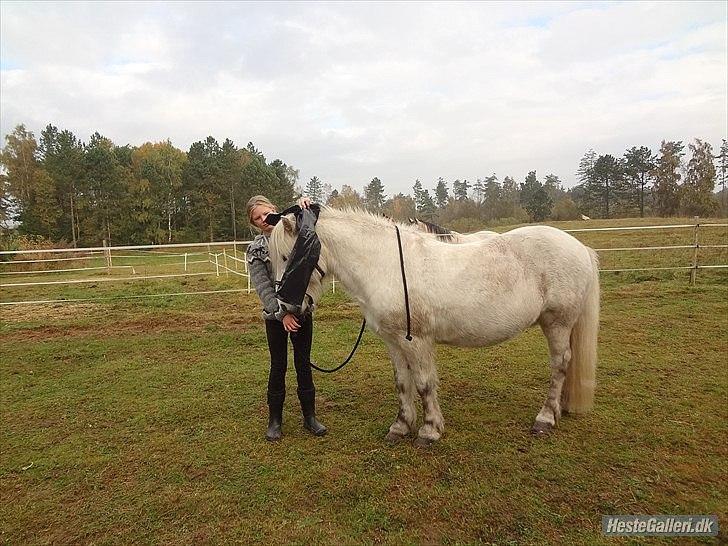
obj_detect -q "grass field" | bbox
[1,218,727,544]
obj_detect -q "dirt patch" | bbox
[0,308,262,342]
[1,303,103,322]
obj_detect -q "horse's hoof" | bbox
[531,421,553,436]
[413,436,436,448]
[385,431,408,444]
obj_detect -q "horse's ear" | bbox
[282,214,296,235]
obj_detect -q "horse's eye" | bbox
[282,256,287,262]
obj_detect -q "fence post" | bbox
[184,252,188,272]
[103,239,111,274]
[215,253,220,277]
[233,243,239,271]
[690,216,700,285]
[223,249,229,277]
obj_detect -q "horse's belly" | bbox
[432,301,539,347]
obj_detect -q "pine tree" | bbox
[305,176,323,202]
[543,174,564,202]
[500,175,520,218]
[39,125,86,244]
[585,155,626,219]
[472,178,485,204]
[434,177,449,208]
[326,188,339,205]
[452,179,470,200]
[364,177,386,212]
[218,139,243,241]
[681,139,717,217]
[183,137,225,242]
[624,146,655,218]
[519,171,552,222]
[82,133,129,245]
[268,159,298,208]
[482,175,501,220]
[413,179,436,219]
[577,149,597,185]
[652,141,684,217]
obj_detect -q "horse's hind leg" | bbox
[532,321,573,436]
[384,343,417,443]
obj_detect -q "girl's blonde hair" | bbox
[246,195,276,227]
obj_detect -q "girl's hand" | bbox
[297,196,311,209]
[282,313,300,332]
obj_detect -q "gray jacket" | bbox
[247,234,288,321]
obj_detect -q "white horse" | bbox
[270,207,599,446]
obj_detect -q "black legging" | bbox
[265,316,315,394]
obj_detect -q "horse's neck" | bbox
[316,215,398,303]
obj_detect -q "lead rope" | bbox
[311,223,411,374]
[394,225,413,341]
[310,318,367,373]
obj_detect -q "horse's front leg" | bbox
[406,338,445,447]
[384,343,417,443]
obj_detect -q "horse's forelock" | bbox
[269,219,296,276]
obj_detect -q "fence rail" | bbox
[562,221,727,281]
[1,221,726,306]
[0,240,251,256]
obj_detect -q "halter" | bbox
[278,251,327,308]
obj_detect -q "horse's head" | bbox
[268,213,327,315]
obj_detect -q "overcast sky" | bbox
[1,1,726,195]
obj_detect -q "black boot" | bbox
[266,391,285,441]
[298,388,327,436]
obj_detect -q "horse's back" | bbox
[500,225,593,267]
[496,225,597,316]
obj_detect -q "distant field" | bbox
[1,217,727,544]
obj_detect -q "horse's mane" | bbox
[319,206,421,233]
[318,207,462,243]
[411,218,451,235]
[407,217,455,242]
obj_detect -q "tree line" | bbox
[305,137,726,232]
[1,123,726,247]
[0,124,298,246]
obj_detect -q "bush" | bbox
[3,235,73,270]
[551,197,581,221]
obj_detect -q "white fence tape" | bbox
[1,271,215,288]
[0,265,137,276]
[0,240,252,256]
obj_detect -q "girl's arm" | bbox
[248,257,280,319]
[247,238,284,320]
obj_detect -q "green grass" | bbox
[1,219,727,544]
[1,279,727,545]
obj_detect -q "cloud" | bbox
[1,1,726,195]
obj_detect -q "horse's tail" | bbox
[562,249,600,414]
